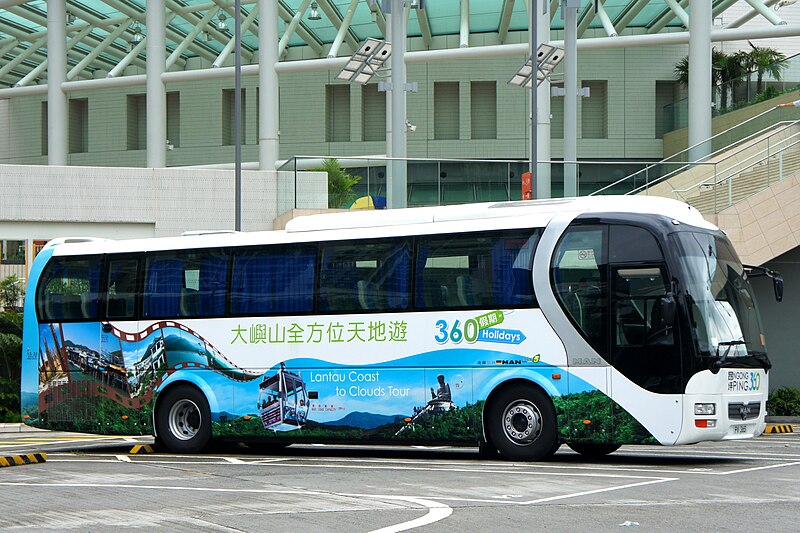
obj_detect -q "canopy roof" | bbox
[0,0,788,87]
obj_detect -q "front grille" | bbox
[728,402,761,421]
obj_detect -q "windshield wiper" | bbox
[713,340,747,370]
[748,350,773,370]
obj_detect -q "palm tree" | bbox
[673,49,736,110]
[319,158,361,208]
[744,41,788,95]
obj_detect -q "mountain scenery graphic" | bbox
[322,411,407,429]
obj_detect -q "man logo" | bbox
[739,404,751,420]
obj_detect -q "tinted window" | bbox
[551,226,608,355]
[105,257,139,320]
[319,239,411,312]
[610,225,663,263]
[416,231,539,310]
[144,249,229,318]
[37,257,103,322]
[231,246,316,315]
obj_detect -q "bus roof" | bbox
[47,196,714,257]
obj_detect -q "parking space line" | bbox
[359,495,452,533]
[716,461,800,476]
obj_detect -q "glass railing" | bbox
[275,156,690,212]
[663,53,800,134]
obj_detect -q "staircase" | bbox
[682,142,800,214]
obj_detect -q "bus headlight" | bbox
[694,403,716,415]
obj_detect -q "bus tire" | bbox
[486,384,558,462]
[155,385,212,454]
[566,442,621,458]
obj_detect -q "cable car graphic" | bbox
[257,362,310,431]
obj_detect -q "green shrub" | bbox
[767,387,800,417]
[0,311,22,422]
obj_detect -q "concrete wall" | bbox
[0,163,327,238]
[0,34,687,168]
[751,246,800,391]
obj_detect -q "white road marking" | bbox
[0,481,453,531]
[716,461,800,476]
[115,455,131,462]
[359,495,452,533]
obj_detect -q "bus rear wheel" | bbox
[486,384,557,461]
[566,442,621,458]
[156,385,211,454]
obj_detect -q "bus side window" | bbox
[36,257,102,322]
[319,239,410,313]
[106,258,139,320]
[416,230,539,310]
[231,246,315,315]
[145,250,229,319]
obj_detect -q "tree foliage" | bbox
[768,387,800,416]
[0,275,24,309]
[674,46,788,110]
[319,158,362,209]
[0,311,22,422]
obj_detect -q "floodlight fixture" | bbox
[336,38,392,85]
[131,23,144,43]
[508,43,565,88]
[216,10,228,31]
[308,2,322,20]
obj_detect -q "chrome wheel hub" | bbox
[168,399,201,441]
[502,400,542,446]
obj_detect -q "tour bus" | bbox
[20,196,782,461]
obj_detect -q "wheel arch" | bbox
[481,377,558,445]
[153,373,220,439]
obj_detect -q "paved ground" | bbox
[1,427,798,532]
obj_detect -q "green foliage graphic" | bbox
[554,390,657,445]
[33,394,153,435]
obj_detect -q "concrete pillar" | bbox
[259,0,280,171]
[46,0,68,165]
[563,1,579,197]
[688,1,712,162]
[387,0,408,209]
[146,0,167,168]
[536,0,551,199]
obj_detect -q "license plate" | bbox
[732,424,748,434]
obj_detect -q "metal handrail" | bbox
[620,119,800,196]
[675,137,800,212]
[592,108,797,196]
[671,131,800,197]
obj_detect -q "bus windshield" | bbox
[672,231,766,363]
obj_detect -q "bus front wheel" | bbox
[486,384,557,461]
[156,385,212,454]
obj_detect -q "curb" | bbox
[0,452,47,467]
[129,444,154,454]
[764,424,794,434]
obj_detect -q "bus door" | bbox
[550,224,614,443]
[607,225,683,444]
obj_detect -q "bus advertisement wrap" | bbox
[21,197,775,460]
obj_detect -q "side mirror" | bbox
[660,293,677,326]
[773,272,784,302]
